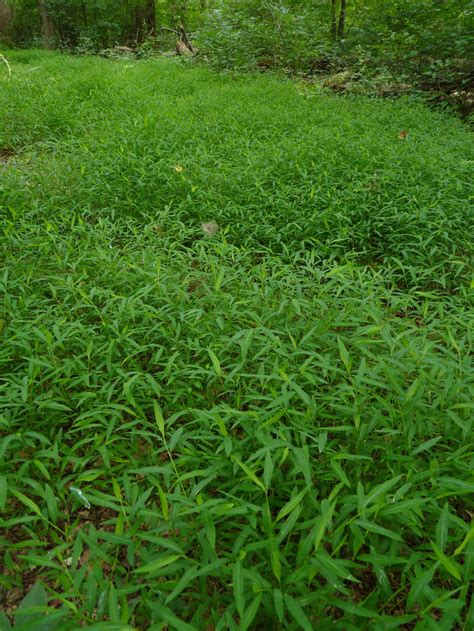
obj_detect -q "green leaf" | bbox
[411,436,442,455]
[208,348,221,377]
[108,583,120,623]
[231,456,265,492]
[15,581,48,626]
[275,487,308,524]
[10,490,42,518]
[362,475,403,509]
[134,554,181,575]
[157,483,169,521]
[330,460,351,488]
[153,400,165,435]
[44,484,58,522]
[0,477,7,510]
[431,542,462,581]
[273,588,284,623]
[436,502,449,551]
[353,519,402,541]
[454,523,474,556]
[263,451,274,491]
[328,597,379,618]
[314,499,336,552]
[232,560,245,620]
[241,594,262,631]
[284,594,313,631]
[337,337,352,372]
[147,603,197,631]
[407,563,439,610]
[271,545,282,582]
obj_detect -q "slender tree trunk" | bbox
[0,0,13,35]
[37,0,54,47]
[337,0,346,39]
[144,0,156,36]
[330,0,337,41]
[81,0,87,28]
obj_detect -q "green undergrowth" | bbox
[0,50,473,630]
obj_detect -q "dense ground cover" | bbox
[0,50,472,629]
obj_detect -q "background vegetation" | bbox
[0,50,472,629]
[0,1,473,113]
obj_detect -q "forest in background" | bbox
[0,1,473,114]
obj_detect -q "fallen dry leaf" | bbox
[398,130,408,140]
[201,221,220,236]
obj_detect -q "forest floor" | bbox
[0,50,472,630]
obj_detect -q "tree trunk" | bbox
[337,0,346,39]
[81,0,87,28]
[0,0,13,35]
[330,0,337,41]
[37,0,54,47]
[144,0,156,36]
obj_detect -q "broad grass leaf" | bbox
[275,487,308,523]
[263,451,274,491]
[11,490,42,517]
[44,484,57,521]
[454,523,474,556]
[436,502,449,551]
[411,436,442,455]
[157,483,169,520]
[115,511,124,535]
[314,499,336,552]
[284,594,312,631]
[18,555,61,570]
[17,581,48,613]
[111,478,122,502]
[15,581,48,626]
[231,456,265,492]
[165,560,226,605]
[407,563,439,610]
[108,583,120,623]
[0,477,7,510]
[208,349,222,377]
[362,475,403,509]
[147,603,197,631]
[271,545,282,582]
[353,519,402,541]
[134,554,181,575]
[437,477,474,495]
[330,460,351,488]
[241,594,262,631]
[328,597,380,618]
[273,589,284,623]
[431,542,462,582]
[203,511,216,550]
[232,560,245,619]
[405,378,420,403]
[337,337,352,372]
[153,400,165,435]
[32,460,50,481]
